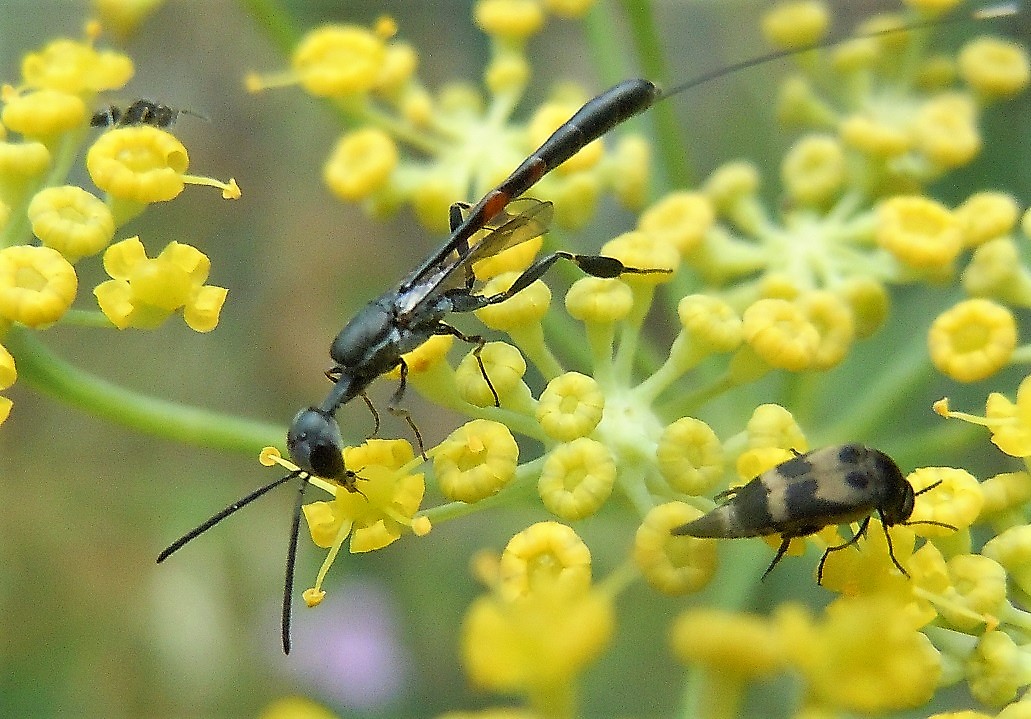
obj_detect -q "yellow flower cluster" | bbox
[228,1,1027,716]
[0,25,240,425]
[247,1,644,236]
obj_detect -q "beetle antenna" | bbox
[913,480,944,497]
[157,470,302,563]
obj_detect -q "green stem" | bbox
[6,325,283,453]
[237,0,301,55]
[618,0,692,190]
[813,331,937,446]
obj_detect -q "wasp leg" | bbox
[448,201,478,288]
[434,321,499,407]
[816,516,880,584]
[359,391,382,439]
[385,358,427,458]
[480,250,671,306]
[761,536,793,580]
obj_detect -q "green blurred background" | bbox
[0,1,1028,717]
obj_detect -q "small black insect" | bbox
[90,99,203,128]
[671,444,955,581]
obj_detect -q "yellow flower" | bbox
[461,579,613,695]
[776,596,942,712]
[907,466,983,536]
[312,438,424,553]
[911,93,981,170]
[904,0,962,13]
[564,277,633,324]
[983,525,1031,596]
[956,191,1020,247]
[978,472,1031,521]
[0,245,77,326]
[938,553,1007,632]
[928,299,1016,382]
[745,403,807,453]
[599,231,679,283]
[323,129,398,201]
[655,417,724,496]
[484,54,531,96]
[292,26,387,97]
[93,236,227,331]
[637,191,715,255]
[21,38,133,93]
[935,376,1031,458]
[27,185,115,262]
[474,0,545,41]
[876,196,962,270]
[86,126,187,203]
[91,0,167,39]
[840,114,911,157]
[475,271,552,331]
[761,0,829,50]
[634,502,717,594]
[454,341,528,407]
[434,419,519,503]
[535,372,604,441]
[781,134,846,206]
[0,342,15,425]
[1,89,87,138]
[672,607,785,677]
[258,696,339,719]
[676,294,742,354]
[839,277,890,339]
[966,630,1031,706]
[798,290,854,370]
[0,141,51,202]
[958,36,1031,99]
[537,438,615,520]
[741,298,820,371]
[497,521,590,599]
[816,520,916,595]
[962,238,1031,305]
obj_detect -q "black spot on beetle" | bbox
[838,444,862,464]
[777,455,812,479]
[845,470,869,490]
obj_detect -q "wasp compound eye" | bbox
[287,408,348,480]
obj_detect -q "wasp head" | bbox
[287,408,351,482]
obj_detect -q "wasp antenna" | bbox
[281,475,310,655]
[660,1,1018,101]
[974,2,1021,20]
[157,471,302,563]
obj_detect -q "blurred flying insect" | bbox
[90,99,206,128]
[158,3,1015,655]
[671,444,956,581]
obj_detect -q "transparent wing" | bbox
[395,197,553,315]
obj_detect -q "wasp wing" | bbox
[394,197,554,316]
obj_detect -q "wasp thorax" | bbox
[287,407,348,479]
[330,300,394,367]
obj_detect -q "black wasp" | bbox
[90,99,203,128]
[157,4,1013,654]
